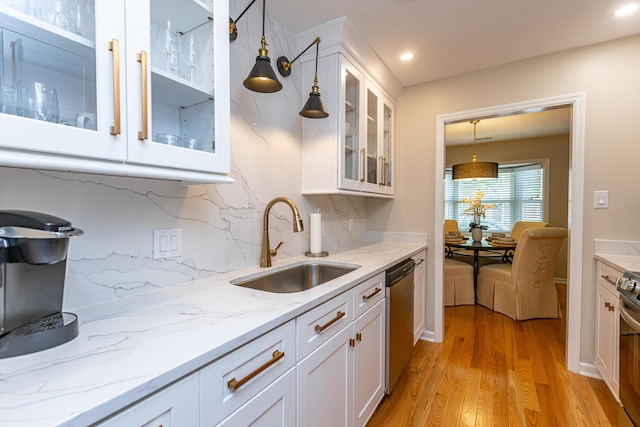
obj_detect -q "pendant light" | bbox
[277,37,328,118]
[233,0,282,93]
[452,119,498,180]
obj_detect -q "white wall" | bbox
[0,3,367,311]
[367,34,640,365]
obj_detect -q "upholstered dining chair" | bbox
[476,227,567,320]
[510,221,549,241]
[443,219,474,305]
[444,219,459,234]
[444,258,475,306]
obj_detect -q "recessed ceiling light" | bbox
[615,3,639,16]
[400,52,414,61]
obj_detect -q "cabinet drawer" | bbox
[353,273,385,319]
[95,373,199,427]
[297,290,353,361]
[597,261,622,294]
[200,320,296,426]
[216,367,296,427]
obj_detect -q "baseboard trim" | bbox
[579,362,602,379]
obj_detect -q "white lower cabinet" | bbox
[95,373,200,427]
[297,324,354,427]
[594,261,620,399]
[297,273,386,427]
[353,300,386,427]
[412,251,426,344]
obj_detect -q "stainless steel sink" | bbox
[231,261,360,293]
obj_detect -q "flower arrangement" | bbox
[459,190,496,231]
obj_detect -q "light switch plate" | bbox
[593,190,609,209]
[153,228,182,259]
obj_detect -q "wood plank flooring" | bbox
[368,284,619,426]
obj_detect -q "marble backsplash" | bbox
[0,3,369,311]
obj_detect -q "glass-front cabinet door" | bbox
[0,0,229,180]
[379,98,394,195]
[125,0,229,174]
[362,85,379,193]
[339,56,363,192]
[0,0,125,160]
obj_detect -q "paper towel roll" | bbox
[310,210,322,254]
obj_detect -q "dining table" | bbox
[445,237,518,290]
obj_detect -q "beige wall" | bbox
[366,34,640,364]
[446,134,570,278]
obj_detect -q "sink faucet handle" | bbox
[270,240,284,257]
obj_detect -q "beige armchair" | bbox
[476,227,567,320]
[510,221,549,240]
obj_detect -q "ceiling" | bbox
[445,108,571,146]
[266,0,640,88]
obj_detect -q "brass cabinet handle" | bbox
[227,350,284,391]
[315,310,346,333]
[108,39,121,135]
[362,287,381,301]
[604,301,611,309]
[349,338,355,347]
[602,274,617,286]
[360,149,365,182]
[356,332,362,341]
[137,50,149,140]
[415,258,425,266]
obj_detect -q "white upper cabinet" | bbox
[0,0,230,184]
[299,18,399,198]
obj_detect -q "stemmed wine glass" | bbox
[180,34,197,82]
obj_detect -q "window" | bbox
[445,163,544,232]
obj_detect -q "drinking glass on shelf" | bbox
[17,81,59,123]
[163,20,179,75]
[180,34,197,82]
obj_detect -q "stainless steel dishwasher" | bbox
[385,258,415,394]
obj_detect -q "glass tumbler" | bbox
[17,81,59,123]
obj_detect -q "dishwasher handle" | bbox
[386,258,416,287]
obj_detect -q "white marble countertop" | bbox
[594,239,640,272]
[0,241,426,427]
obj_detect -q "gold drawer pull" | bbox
[137,50,149,140]
[315,310,346,333]
[415,258,425,266]
[605,301,611,309]
[227,350,284,391]
[108,38,121,135]
[602,274,617,286]
[362,287,382,301]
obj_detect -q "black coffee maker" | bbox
[0,210,83,358]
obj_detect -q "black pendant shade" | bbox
[243,50,283,93]
[300,85,328,118]
[452,120,498,180]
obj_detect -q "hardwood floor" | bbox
[368,285,620,426]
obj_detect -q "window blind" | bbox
[444,164,544,232]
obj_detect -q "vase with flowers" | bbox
[460,190,496,242]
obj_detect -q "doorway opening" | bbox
[433,93,586,372]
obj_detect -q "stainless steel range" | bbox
[616,271,640,426]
